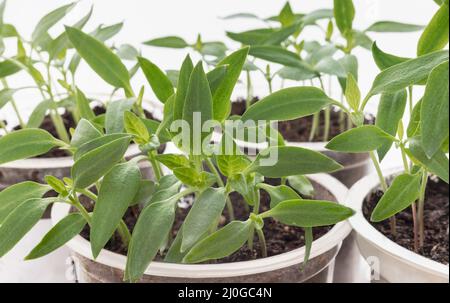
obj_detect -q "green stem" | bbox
[205,158,235,221]
[408,86,414,116]
[117,220,132,247]
[369,151,396,235]
[1,79,25,128]
[256,228,268,258]
[418,169,428,248]
[323,107,331,142]
[246,70,253,110]
[148,150,162,181]
[70,194,92,226]
[309,112,320,141]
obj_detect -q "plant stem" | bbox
[323,107,331,142]
[1,79,25,128]
[256,228,268,258]
[369,151,396,235]
[117,220,132,247]
[408,86,414,116]
[205,157,235,221]
[418,169,428,248]
[70,194,92,226]
[401,145,419,251]
[245,70,253,110]
[147,150,162,181]
[309,112,320,141]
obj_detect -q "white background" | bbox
[0,0,443,283]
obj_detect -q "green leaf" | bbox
[207,65,228,96]
[71,135,131,189]
[372,42,410,70]
[366,50,449,98]
[45,176,67,195]
[125,200,177,281]
[248,146,342,177]
[365,21,424,32]
[420,61,449,158]
[182,62,213,150]
[345,73,361,111]
[0,129,60,164]
[75,88,95,121]
[0,181,50,223]
[302,9,334,25]
[138,57,174,104]
[241,87,332,122]
[174,55,194,122]
[407,99,422,138]
[73,133,129,161]
[314,57,346,78]
[181,188,227,251]
[32,2,75,46]
[226,28,275,45]
[213,48,249,121]
[143,36,189,49]
[257,183,301,208]
[376,90,407,161]
[417,3,449,56]
[249,46,314,72]
[26,99,52,128]
[0,59,22,78]
[130,180,155,206]
[337,54,358,90]
[26,213,87,260]
[48,6,93,60]
[124,111,150,144]
[352,30,374,50]
[117,44,139,61]
[216,134,251,177]
[147,175,181,206]
[408,137,449,183]
[277,66,317,81]
[105,99,135,134]
[70,119,102,148]
[263,199,354,227]
[0,198,55,257]
[65,26,131,92]
[371,173,421,222]
[333,0,355,35]
[287,175,315,197]
[173,167,215,189]
[279,2,295,27]
[221,13,261,20]
[155,154,191,170]
[0,88,16,109]
[91,162,141,258]
[326,126,395,153]
[261,23,302,46]
[183,220,252,264]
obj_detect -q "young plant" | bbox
[222,0,424,141]
[0,30,355,283]
[326,1,449,251]
[0,1,140,145]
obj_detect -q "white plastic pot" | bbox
[51,173,351,283]
[345,167,449,283]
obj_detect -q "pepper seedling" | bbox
[326,1,449,251]
[0,1,141,144]
[0,26,355,283]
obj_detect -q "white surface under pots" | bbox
[345,167,449,283]
[51,173,352,283]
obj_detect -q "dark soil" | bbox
[363,176,449,265]
[10,106,158,158]
[231,98,375,142]
[78,178,333,263]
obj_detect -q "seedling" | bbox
[326,1,449,251]
[0,1,140,144]
[222,0,424,141]
[0,26,354,282]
